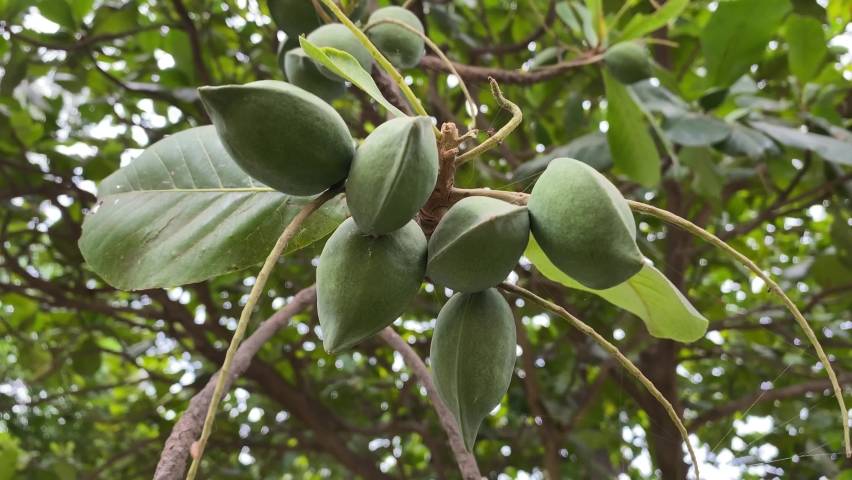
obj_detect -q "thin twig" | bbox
[627,200,851,458]
[363,18,478,127]
[185,186,344,479]
[419,53,604,85]
[317,0,438,135]
[455,78,522,165]
[153,285,317,480]
[377,328,482,480]
[499,282,701,479]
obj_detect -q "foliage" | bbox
[1,0,852,479]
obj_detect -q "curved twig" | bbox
[499,282,701,479]
[455,78,522,165]
[363,18,478,128]
[377,328,482,479]
[419,53,603,85]
[185,186,344,479]
[627,200,851,458]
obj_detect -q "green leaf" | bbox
[556,1,582,36]
[70,0,95,24]
[0,44,27,95]
[614,0,689,42]
[513,132,612,182]
[662,113,732,146]
[584,0,603,39]
[679,146,724,200]
[526,237,708,342]
[749,120,852,165]
[603,70,660,187]
[164,29,195,83]
[701,0,792,87]
[734,95,793,112]
[52,461,76,480]
[570,2,599,47]
[70,338,101,377]
[810,255,852,288]
[35,0,77,30]
[299,37,406,118]
[79,126,348,290]
[714,123,781,160]
[785,14,828,83]
[0,448,18,480]
[563,91,585,139]
[92,5,138,35]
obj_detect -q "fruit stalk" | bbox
[363,17,479,127]
[455,77,522,165]
[186,185,345,480]
[499,282,701,479]
[627,200,852,457]
[317,0,438,135]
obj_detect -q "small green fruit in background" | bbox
[528,158,643,290]
[367,6,425,69]
[267,0,369,43]
[281,47,346,103]
[427,197,530,292]
[603,42,653,85]
[306,23,373,81]
[317,218,427,353]
[199,80,353,196]
[430,288,516,451]
[346,116,439,235]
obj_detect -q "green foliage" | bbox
[367,6,426,69]
[199,80,355,195]
[427,196,530,292]
[529,158,643,289]
[430,288,516,451]
[317,218,426,353]
[347,116,438,235]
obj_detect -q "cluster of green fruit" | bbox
[269,0,425,102]
[198,16,645,451]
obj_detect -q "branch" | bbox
[377,328,482,480]
[170,0,213,85]
[153,285,318,480]
[628,200,851,458]
[419,52,603,85]
[455,77,521,165]
[186,186,343,479]
[10,25,167,51]
[498,282,701,478]
[689,372,852,433]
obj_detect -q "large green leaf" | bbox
[662,113,732,146]
[79,126,348,291]
[299,37,406,118]
[714,123,781,160]
[785,14,827,83]
[614,0,689,42]
[701,0,792,87]
[526,237,708,343]
[513,132,612,183]
[603,70,660,187]
[749,120,852,165]
[679,146,724,200]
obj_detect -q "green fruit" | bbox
[306,23,373,81]
[267,0,368,39]
[347,116,439,235]
[430,288,516,451]
[427,197,530,292]
[282,47,346,103]
[603,42,653,85]
[528,158,643,289]
[366,7,425,69]
[199,80,354,196]
[317,218,426,353]
[70,338,102,377]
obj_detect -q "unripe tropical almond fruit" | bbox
[282,47,346,103]
[427,196,530,292]
[431,288,516,451]
[603,42,653,85]
[346,116,439,235]
[366,6,425,69]
[306,23,373,81]
[317,218,426,353]
[199,80,354,196]
[267,0,369,41]
[528,158,643,289]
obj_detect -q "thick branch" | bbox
[377,328,482,480]
[153,285,317,480]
